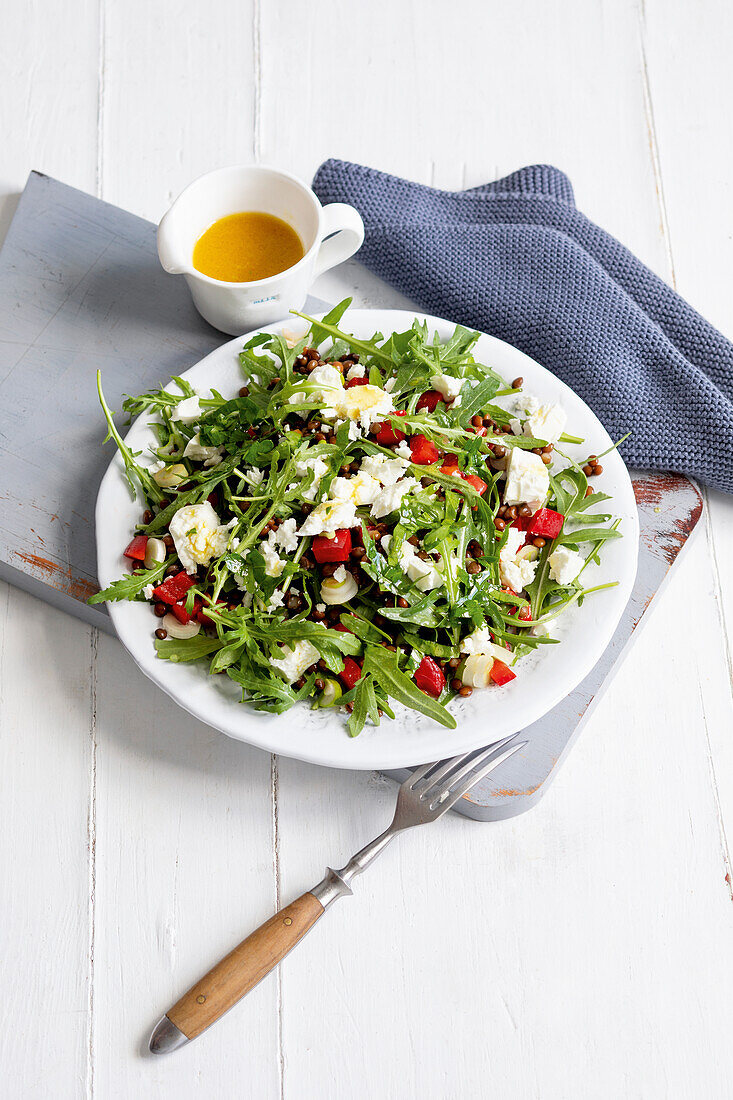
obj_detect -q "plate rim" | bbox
[96,307,639,770]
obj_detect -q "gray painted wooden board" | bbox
[0,170,325,629]
[0,173,703,821]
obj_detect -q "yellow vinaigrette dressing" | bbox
[193,211,304,283]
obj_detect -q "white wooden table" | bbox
[3,2,733,1096]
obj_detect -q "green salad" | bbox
[91,299,622,737]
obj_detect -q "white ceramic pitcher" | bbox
[157,165,364,334]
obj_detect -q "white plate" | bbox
[96,308,638,770]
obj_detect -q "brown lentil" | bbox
[162,535,174,549]
[593,463,603,475]
[142,509,153,524]
[466,561,481,575]
[447,657,461,669]
[511,376,523,389]
[583,463,594,476]
[494,517,506,531]
[532,537,546,549]
[459,685,473,698]
[154,628,167,640]
[238,385,250,397]
[154,602,167,617]
[450,677,463,692]
[585,486,593,498]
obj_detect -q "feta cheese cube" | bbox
[346,364,366,381]
[183,433,224,467]
[360,453,410,486]
[548,546,583,586]
[503,448,549,508]
[297,498,358,537]
[171,396,201,423]
[330,384,393,432]
[261,541,285,578]
[270,639,320,683]
[370,478,419,520]
[269,517,299,554]
[524,403,567,444]
[431,373,464,401]
[460,625,494,656]
[168,502,231,573]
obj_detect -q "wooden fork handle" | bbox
[166,892,324,1040]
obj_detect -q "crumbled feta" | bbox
[460,626,494,656]
[395,439,413,461]
[308,363,345,394]
[322,383,393,433]
[168,502,231,573]
[384,378,396,393]
[183,433,224,467]
[267,589,285,610]
[316,603,326,613]
[294,454,329,501]
[503,448,549,508]
[287,363,344,417]
[548,546,584,586]
[499,526,538,593]
[270,639,320,683]
[269,517,299,554]
[171,396,201,423]
[381,534,443,591]
[245,466,265,486]
[509,418,523,436]
[143,584,155,600]
[333,565,348,583]
[524,403,567,444]
[332,471,381,507]
[431,373,464,401]
[360,453,410,486]
[261,541,285,578]
[346,364,366,381]
[297,498,358,537]
[370,478,419,519]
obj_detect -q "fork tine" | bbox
[429,740,527,813]
[408,750,473,790]
[414,734,518,796]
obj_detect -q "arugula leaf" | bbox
[363,647,456,729]
[89,558,169,604]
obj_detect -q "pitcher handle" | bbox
[314,203,365,277]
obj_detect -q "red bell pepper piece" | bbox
[152,570,196,606]
[340,657,362,690]
[416,390,445,413]
[372,410,407,445]
[345,376,370,388]
[409,434,442,465]
[170,597,202,625]
[462,474,487,496]
[440,456,460,475]
[490,658,516,686]
[312,529,352,563]
[528,508,565,539]
[123,535,148,561]
[414,655,445,698]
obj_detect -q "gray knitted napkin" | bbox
[313,159,733,493]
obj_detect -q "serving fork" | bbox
[149,733,526,1053]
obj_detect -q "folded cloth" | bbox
[313,159,733,494]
